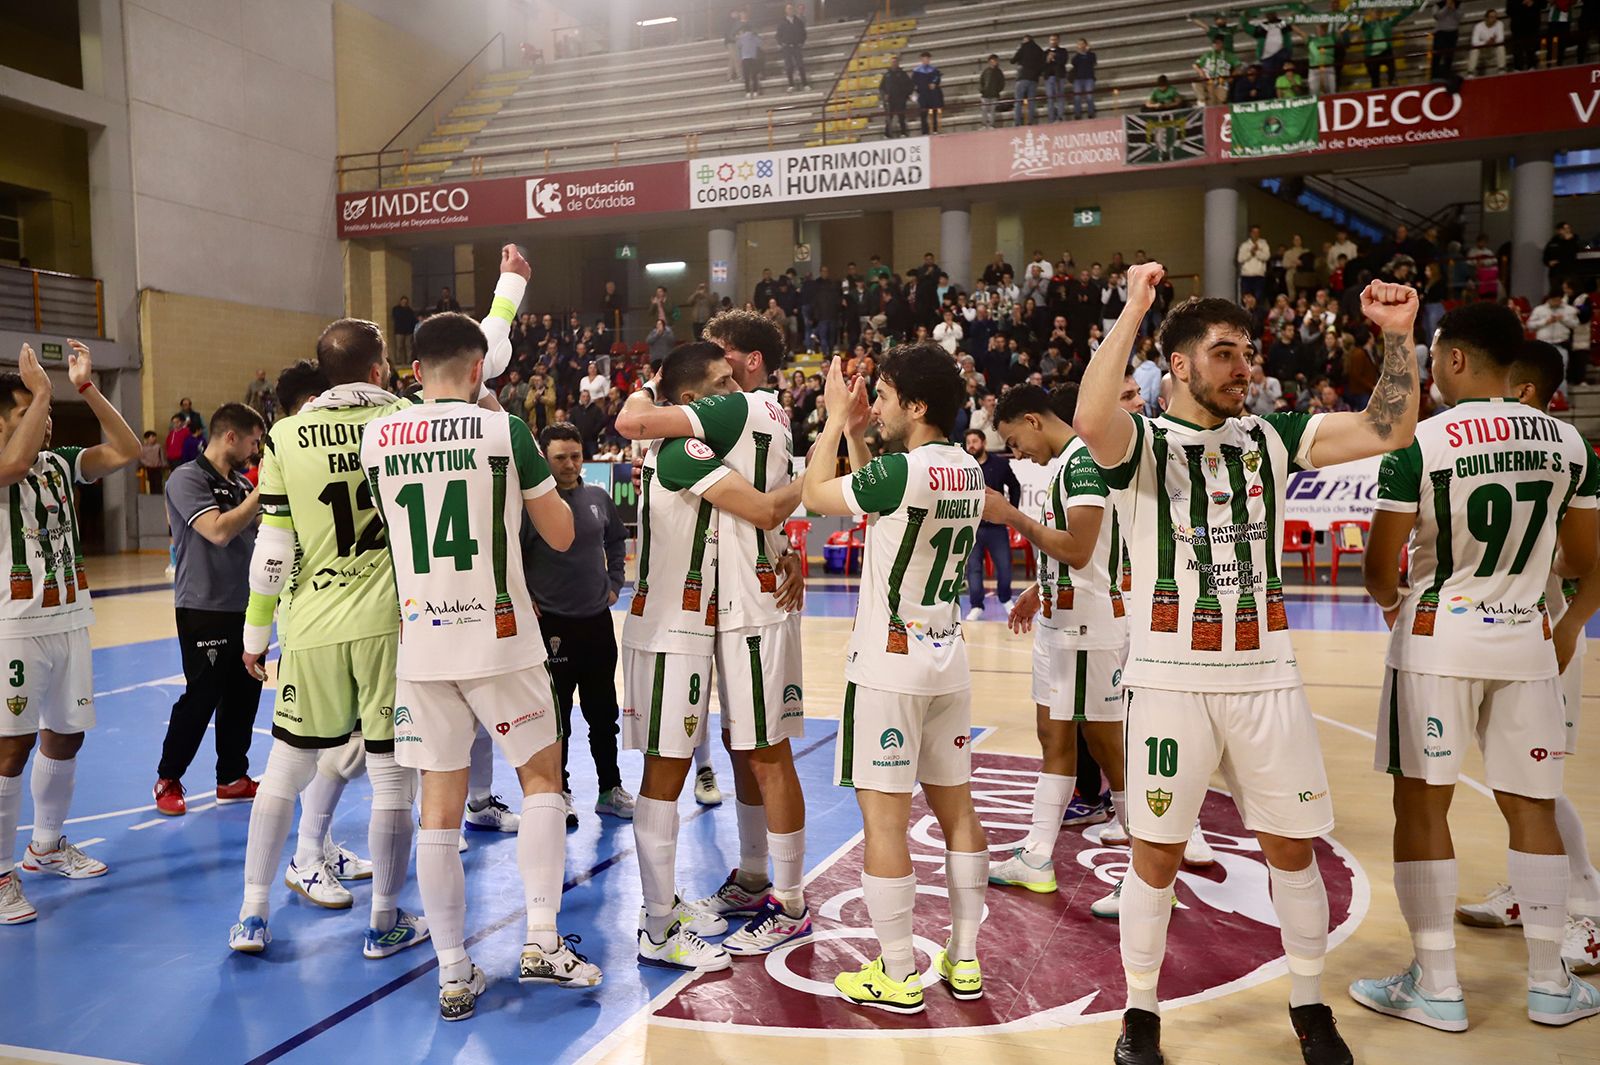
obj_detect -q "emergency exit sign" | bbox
[1073,207,1101,227]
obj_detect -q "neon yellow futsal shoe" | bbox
[835,956,925,1014]
[935,947,983,1000]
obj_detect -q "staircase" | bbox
[811,15,918,146]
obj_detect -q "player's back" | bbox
[360,401,550,681]
[621,437,721,655]
[1036,438,1125,648]
[261,401,399,650]
[846,441,984,695]
[1386,398,1600,680]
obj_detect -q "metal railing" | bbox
[0,265,104,338]
[818,12,887,146]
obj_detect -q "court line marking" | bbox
[639,730,1373,1041]
[0,1045,138,1065]
[240,728,841,1065]
[18,791,216,834]
[1311,713,1495,799]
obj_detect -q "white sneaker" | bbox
[439,964,487,1021]
[459,832,469,853]
[676,895,729,936]
[0,871,37,924]
[1090,878,1180,919]
[964,606,984,622]
[229,915,270,953]
[1098,816,1129,845]
[723,897,814,955]
[464,793,520,833]
[637,921,733,972]
[595,786,636,820]
[694,766,723,807]
[988,847,1057,893]
[323,838,372,881]
[1001,599,1014,615]
[690,869,771,919]
[163,563,176,579]
[1457,882,1522,927]
[520,933,603,987]
[563,790,578,829]
[1182,824,1215,868]
[284,857,354,909]
[1565,915,1600,975]
[1529,968,1600,1026]
[21,836,107,879]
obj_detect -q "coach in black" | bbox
[521,422,632,827]
[152,403,266,815]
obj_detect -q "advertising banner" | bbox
[335,161,689,237]
[689,139,931,209]
[932,120,1127,187]
[1230,97,1321,157]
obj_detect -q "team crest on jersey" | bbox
[1205,451,1220,478]
[6,695,24,716]
[684,714,699,737]
[1242,449,1262,473]
[1146,788,1173,816]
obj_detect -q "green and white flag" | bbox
[1229,97,1319,157]
[1124,108,1207,166]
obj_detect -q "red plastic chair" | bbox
[785,519,812,576]
[1010,527,1036,579]
[1328,520,1369,586]
[1282,519,1316,583]
[846,516,867,574]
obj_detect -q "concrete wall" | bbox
[0,108,94,275]
[123,0,342,319]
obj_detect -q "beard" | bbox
[1188,375,1246,419]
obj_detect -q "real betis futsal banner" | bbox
[1124,108,1207,165]
[1229,97,1320,157]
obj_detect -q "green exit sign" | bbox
[615,244,637,260]
[39,342,63,361]
[1072,207,1101,228]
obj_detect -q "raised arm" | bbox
[615,385,697,442]
[1304,281,1420,467]
[801,357,868,515]
[67,341,141,481]
[1073,261,1162,468]
[0,345,52,486]
[478,244,531,391]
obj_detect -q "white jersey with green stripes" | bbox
[360,400,555,681]
[1376,398,1600,681]
[620,436,730,655]
[1100,410,1325,693]
[682,388,792,630]
[841,440,985,696]
[1036,438,1126,650]
[0,447,93,637]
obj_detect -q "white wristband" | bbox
[243,622,273,656]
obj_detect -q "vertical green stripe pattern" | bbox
[747,634,768,747]
[647,652,665,756]
[1073,649,1088,722]
[840,682,857,787]
[636,466,654,596]
[1385,668,1402,775]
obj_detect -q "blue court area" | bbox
[2,630,859,1065]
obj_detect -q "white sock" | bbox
[1119,869,1175,1013]
[1269,863,1329,1007]
[768,827,806,914]
[417,828,469,981]
[295,770,347,867]
[241,742,318,921]
[0,773,21,875]
[694,728,712,771]
[1110,789,1127,828]
[633,795,680,940]
[945,850,988,962]
[367,752,416,933]
[1508,848,1570,988]
[1394,858,1458,993]
[1024,773,1071,860]
[467,728,494,805]
[28,754,75,849]
[862,871,918,981]
[520,793,566,948]
[1556,794,1600,916]
[736,800,769,888]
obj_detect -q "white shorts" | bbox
[1561,653,1582,756]
[1125,685,1333,844]
[1376,668,1566,799]
[835,682,972,793]
[393,665,559,773]
[1031,640,1126,722]
[715,615,804,751]
[0,629,94,737]
[621,647,713,759]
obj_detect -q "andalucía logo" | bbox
[651,750,1366,1034]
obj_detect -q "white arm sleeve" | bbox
[243,522,295,654]
[479,272,528,383]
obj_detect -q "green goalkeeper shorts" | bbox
[270,633,398,753]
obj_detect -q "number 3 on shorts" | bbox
[1145,736,1177,777]
[7,660,22,688]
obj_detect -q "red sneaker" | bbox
[215,777,258,805]
[153,778,186,816]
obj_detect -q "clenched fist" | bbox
[501,243,531,281]
[1360,280,1419,335]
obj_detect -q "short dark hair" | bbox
[1436,301,1524,367]
[316,318,386,385]
[1048,384,1080,423]
[879,342,964,436]
[414,312,488,367]
[704,309,786,375]
[276,359,328,416]
[660,341,729,403]
[0,373,28,419]
[1157,297,1257,358]
[995,383,1053,425]
[210,402,265,438]
[539,422,583,450]
[1508,341,1566,407]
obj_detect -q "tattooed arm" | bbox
[1305,281,1421,467]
